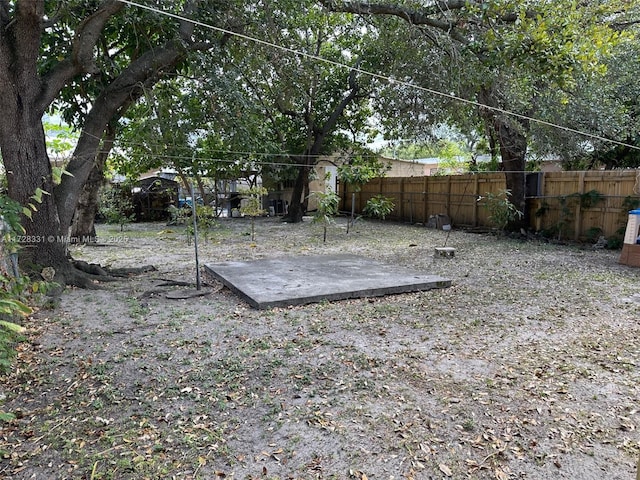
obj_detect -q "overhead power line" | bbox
[118,0,640,152]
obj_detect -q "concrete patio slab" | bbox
[204,254,451,309]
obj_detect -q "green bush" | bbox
[482,189,523,232]
[99,186,135,231]
[363,195,395,220]
[0,195,30,374]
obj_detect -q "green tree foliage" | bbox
[44,119,78,166]
[320,0,629,226]
[226,0,381,222]
[98,186,135,232]
[529,26,640,169]
[337,153,390,231]
[113,72,275,204]
[337,155,390,191]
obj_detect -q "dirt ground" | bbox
[1,216,639,479]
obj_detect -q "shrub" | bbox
[0,195,30,374]
[99,186,135,231]
[363,195,395,220]
[239,187,268,242]
[312,191,340,242]
[482,189,523,232]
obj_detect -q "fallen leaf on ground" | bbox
[439,463,453,476]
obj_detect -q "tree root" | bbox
[154,279,196,287]
[106,265,157,277]
[72,260,157,278]
[42,260,158,295]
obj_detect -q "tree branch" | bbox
[37,0,124,114]
[55,40,193,227]
[310,60,363,154]
[320,0,470,17]
[320,1,539,46]
[319,0,471,45]
[610,19,640,31]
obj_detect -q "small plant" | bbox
[0,195,30,374]
[0,316,27,374]
[195,205,218,243]
[585,226,604,243]
[481,189,523,232]
[239,186,268,242]
[363,194,395,220]
[338,156,391,233]
[99,186,135,231]
[311,191,340,242]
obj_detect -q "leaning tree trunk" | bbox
[284,164,311,223]
[70,124,116,241]
[478,87,529,231]
[70,162,105,242]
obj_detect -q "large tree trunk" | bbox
[0,1,68,277]
[0,0,203,286]
[70,124,117,241]
[284,164,311,223]
[478,87,529,231]
[1,120,68,271]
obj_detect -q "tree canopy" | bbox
[318,0,637,225]
[0,0,235,284]
[221,0,382,220]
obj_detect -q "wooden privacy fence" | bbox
[341,170,640,241]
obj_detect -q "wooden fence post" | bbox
[535,172,547,232]
[423,176,428,224]
[399,177,405,221]
[574,171,585,240]
[446,176,452,217]
[473,175,479,227]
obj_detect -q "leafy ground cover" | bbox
[1,217,639,479]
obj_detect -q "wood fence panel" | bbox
[449,175,473,225]
[425,176,450,219]
[358,179,381,212]
[340,170,640,240]
[402,177,426,224]
[527,170,640,240]
[530,172,584,239]
[380,178,401,219]
[472,173,507,227]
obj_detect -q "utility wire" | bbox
[118,0,640,152]
[71,128,628,173]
